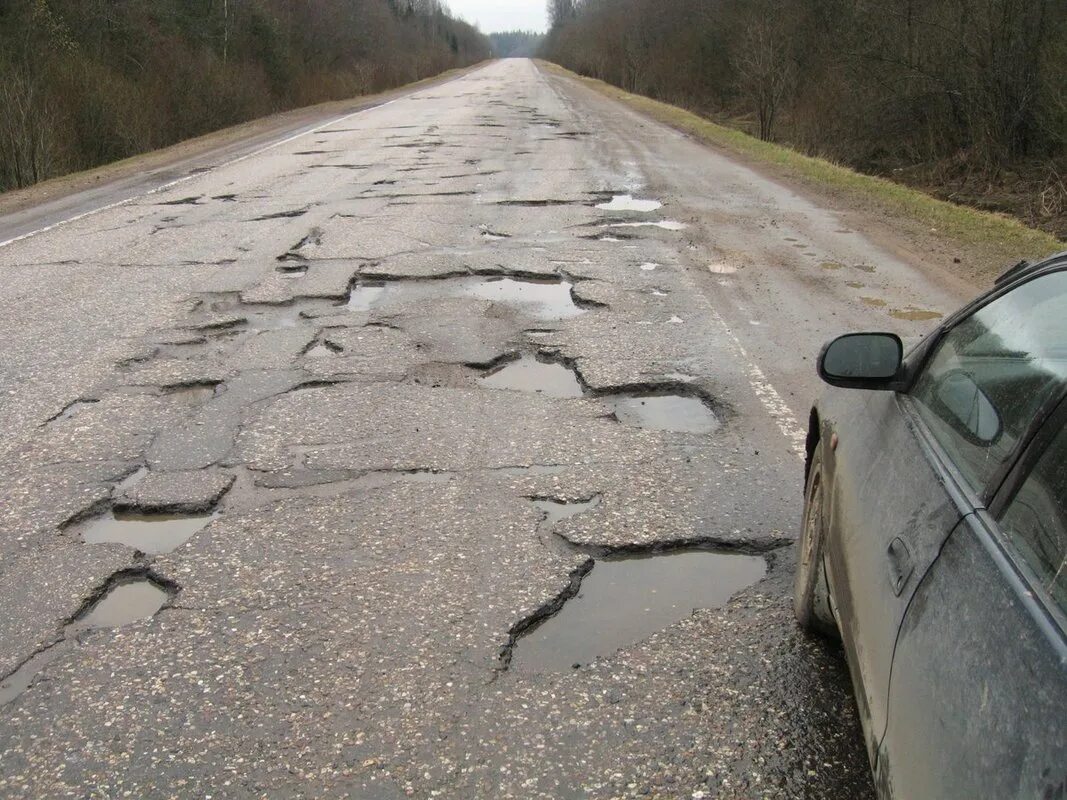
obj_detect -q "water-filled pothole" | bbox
[0,575,172,705]
[81,511,220,554]
[479,354,584,398]
[596,195,662,212]
[605,220,686,231]
[80,579,171,627]
[606,394,720,433]
[511,550,766,671]
[347,277,584,320]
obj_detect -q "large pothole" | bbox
[605,393,721,434]
[511,550,766,672]
[79,510,220,554]
[479,353,584,398]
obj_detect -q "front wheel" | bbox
[794,448,838,637]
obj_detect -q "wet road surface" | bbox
[0,59,973,797]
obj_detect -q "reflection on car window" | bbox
[999,421,1067,614]
[911,270,1067,493]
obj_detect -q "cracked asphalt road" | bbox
[0,59,972,798]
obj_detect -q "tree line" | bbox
[543,0,1067,235]
[489,31,545,58]
[0,0,489,192]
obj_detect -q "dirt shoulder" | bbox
[0,63,488,223]
[539,62,1064,288]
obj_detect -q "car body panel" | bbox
[877,511,1067,799]
[817,389,965,759]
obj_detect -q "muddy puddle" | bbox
[479,354,584,398]
[0,575,171,705]
[596,194,662,212]
[512,550,766,671]
[606,393,720,434]
[347,276,584,320]
[81,511,220,554]
[606,220,686,231]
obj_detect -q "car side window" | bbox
[910,269,1067,493]
[998,421,1067,614]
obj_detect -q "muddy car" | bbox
[796,251,1067,798]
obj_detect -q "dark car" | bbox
[796,251,1067,798]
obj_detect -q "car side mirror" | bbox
[818,333,904,390]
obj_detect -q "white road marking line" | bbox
[0,97,403,250]
[690,286,807,458]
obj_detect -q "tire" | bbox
[794,447,838,637]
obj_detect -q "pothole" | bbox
[346,277,584,320]
[605,393,720,433]
[511,550,766,672]
[0,573,174,705]
[889,307,943,321]
[532,495,602,529]
[80,511,220,554]
[595,194,662,212]
[604,220,686,231]
[79,577,172,627]
[479,354,584,398]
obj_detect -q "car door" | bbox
[821,381,971,760]
[878,396,1067,799]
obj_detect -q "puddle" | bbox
[80,578,171,628]
[890,307,943,321]
[860,296,887,308]
[606,220,686,231]
[820,261,845,271]
[246,306,312,330]
[480,354,584,398]
[346,277,583,320]
[853,264,877,273]
[605,394,720,434]
[81,511,220,554]
[532,496,602,529]
[512,550,766,671]
[596,195,662,212]
[0,575,171,705]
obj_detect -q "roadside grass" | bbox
[539,62,1065,265]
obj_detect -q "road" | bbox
[0,59,970,798]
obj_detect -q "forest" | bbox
[542,0,1067,236]
[489,31,545,58]
[0,0,489,192]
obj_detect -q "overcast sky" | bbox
[447,0,547,33]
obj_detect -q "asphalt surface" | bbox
[0,59,972,798]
